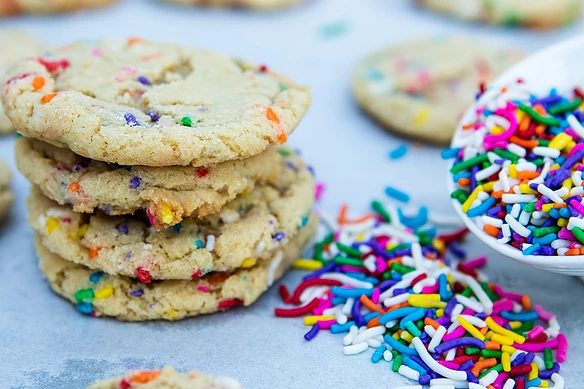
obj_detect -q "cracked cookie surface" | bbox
[37,215,317,321]
[88,366,243,389]
[28,149,315,280]
[2,39,311,167]
[17,137,282,229]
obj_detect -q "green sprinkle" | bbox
[392,354,403,372]
[334,255,363,267]
[461,287,473,298]
[372,200,391,222]
[544,347,554,370]
[548,98,582,115]
[74,288,94,303]
[533,226,561,238]
[478,364,504,379]
[481,282,500,302]
[314,243,326,264]
[381,271,392,280]
[518,103,561,126]
[465,347,481,355]
[336,242,362,258]
[515,320,534,334]
[450,189,469,200]
[493,148,519,163]
[391,262,415,274]
[181,116,193,127]
[450,154,489,174]
[322,233,334,245]
[572,227,584,244]
[481,349,503,359]
[536,139,550,147]
[532,158,544,167]
[523,202,537,213]
[276,148,292,157]
[404,321,421,337]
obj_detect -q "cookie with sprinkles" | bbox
[28,149,315,280]
[37,215,317,321]
[0,30,43,134]
[88,366,243,389]
[0,0,116,16]
[352,37,522,145]
[417,0,582,29]
[1,39,311,167]
[0,160,13,220]
[16,137,283,230]
[161,0,303,10]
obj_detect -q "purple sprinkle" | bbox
[273,231,286,241]
[197,106,207,111]
[72,159,90,172]
[116,224,129,234]
[129,176,142,189]
[125,252,133,259]
[304,323,320,341]
[458,360,474,371]
[466,371,479,384]
[286,161,298,172]
[147,110,160,122]
[137,75,150,85]
[124,113,140,127]
[130,289,144,297]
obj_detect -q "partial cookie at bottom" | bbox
[87,366,243,389]
[37,216,316,321]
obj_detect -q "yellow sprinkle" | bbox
[436,309,444,318]
[433,239,445,252]
[508,164,517,178]
[164,309,181,321]
[539,380,550,388]
[482,182,495,192]
[550,163,561,171]
[303,315,335,326]
[408,294,446,309]
[457,316,486,341]
[95,285,114,299]
[462,186,483,213]
[549,133,571,150]
[502,352,511,372]
[355,233,364,241]
[541,204,554,213]
[558,218,568,227]
[414,107,431,127]
[501,345,516,354]
[519,184,537,194]
[160,203,174,225]
[71,223,88,240]
[293,259,322,271]
[490,126,505,135]
[392,332,400,340]
[491,333,514,346]
[242,258,256,268]
[486,317,525,344]
[386,243,396,250]
[485,331,494,340]
[46,217,59,234]
[515,110,525,122]
[400,331,413,343]
[446,274,455,285]
[509,321,523,330]
[563,178,573,191]
[528,362,539,381]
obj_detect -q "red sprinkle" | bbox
[119,379,131,389]
[409,273,427,287]
[275,297,320,318]
[437,228,469,244]
[279,284,291,304]
[4,72,32,86]
[290,278,342,305]
[195,167,209,178]
[136,267,151,283]
[509,364,532,377]
[37,58,70,72]
[191,270,202,280]
[259,65,268,73]
[217,298,243,310]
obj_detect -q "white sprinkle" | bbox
[413,277,436,294]
[212,377,243,389]
[533,355,546,370]
[502,194,536,203]
[342,326,358,346]
[505,214,531,237]
[551,373,565,389]
[352,326,385,344]
[398,364,420,380]
[557,247,569,256]
[430,378,470,387]
[499,169,511,192]
[533,146,560,158]
[428,325,446,353]
[529,162,550,185]
[501,223,511,237]
[413,338,467,381]
[335,312,348,325]
[424,325,437,337]
[46,207,73,218]
[478,370,499,387]
[469,383,489,389]
[497,237,511,244]
[450,304,464,318]
[142,244,152,250]
[568,114,584,138]
[537,184,565,204]
[475,164,501,181]
[383,350,393,362]
[459,314,487,328]
[477,192,490,202]
[456,295,485,313]
[452,270,493,314]
[567,216,584,231]
[342,297,354,316]
[205,235,216,251]
[343,342,368,355]
[254,240,266,254]
[511,204,521,218]
[516,161,536,172]
[507,143,526,157]
[551,239,572,249]
[573,171,583,186]
[320,273,373,288]
[571,186,584,195]
[383,293,410,307]
[445,348,456,361]
[554,187,569,199]
[518,210,531,225]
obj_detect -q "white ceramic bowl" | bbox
[448,36,584,276]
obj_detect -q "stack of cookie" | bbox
[3,38,315,321]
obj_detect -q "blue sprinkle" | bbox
[124,113,140,127]
[172,223,183,233]
[500,310,538,322]
[129,289,144,297]
[147,110,160,122]
[522,243,540,255]
[129,176,142,189]
[273,231,286,241]
[466,197,495,218]
[441,147,461,160]
[304,323,320,341]
[195,239,204,249]
[89,271,104,283]
[331,286,374,298]
[385,186,410,203]
[301,216,308,227]
[319,20,350,39]
[116,224,129,234]
[137,75,150,85]
[76,302,93,315]
[371,345,387,363]
[398,207,428,230]
[389,144,408,160]
[331,321,354,334]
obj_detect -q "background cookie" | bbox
[17,137,282,229]
[2,39,311,167]
[88,366,243,389]
[37,216,317,321]
[417,0,582,28]
[353,37,522,145]
[0,0,116,16]
[161,0,302,11]
[28,149,315,280]
[0,30,43,134]
[0,161,13,220]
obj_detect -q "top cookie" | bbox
[1,39,311,167]
[0,0,116,16]
[87,366,243,389]
[162,0,302,10]
[0,30,43,134]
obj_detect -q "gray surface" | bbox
[1,0,584,387]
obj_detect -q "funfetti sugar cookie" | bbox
[28,148,315,281]
[2,39,311,167]
[16,137,283,230]
[352,37,522,145]
[0,0,115,16]
[0,30,43,134]
[37,215,317,321]
[87,366,243,389]
[161,0,302,10]
[0,161,13,220]
[417,0,582,28]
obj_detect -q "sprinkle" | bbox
[273,231,286,241]
[31,76,45,90]
[385,186,410,203]
[40,93,58,104]
[147,110,160,122]
[389,144,409,160]
[181,116,192,127]
[129,177,142,189]
[124,113,140,127]
[137,75,150,85]
[241,258,256,268]
[206,235,216,251]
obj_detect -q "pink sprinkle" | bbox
[577,164,584,172]
[483,109,518,144]
[316,319,337,330]
[438,361,460,370]
[63,218,71,224]
[147,208,156,226]
[569,242,580,249]
[442,326,466,342]
[375,256,387,274]
[333,231,341,242]
[461,308,475,316]
[371,288,380,304]
[197,286,210,292]
[493,285,524,303]
[340,265,364,273]
[491,315,509,326]
[527,326,545,340]
[570,199,584,215]
[315,182,325,201]
[568,142,584,157]
[565,128,580,141]
[464,256,487,270]
[492,372,510,389]
[557,333,568,363]
[492,299,514,315]
[514,338,558,352]
[376,236,390,249]
[558,228,576,240]
[535,198,543,211]
[121,66,137,74]
[313,298,333,316]
[91,48,102,56]
[421,282,439,294]
[534,304,556,322]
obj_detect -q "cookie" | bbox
[417,0,582,28]
[2,39,311,167]
[88,366,243,389]
[28,149,315,281]
[352,37,522,145]
[0,161,13,220]
[0,0,115,16]
[161,0,302,10]
[0,30,43,134]
[37,215,317,321]
[16,137,282,229]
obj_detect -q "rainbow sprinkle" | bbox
[447,82,584,257]
[275,201,566,389]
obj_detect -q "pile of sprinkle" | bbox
[276,201,566,389]
[446,81,584,257]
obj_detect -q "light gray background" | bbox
[1,1,584,388]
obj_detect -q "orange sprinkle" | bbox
[483,224,500,238]
[345,213,376,225]
[424,317,441,330]
[566,248,580,256]
[360,295,385,315]
[67,182,80,193]
[89,247,100,259]
[485,341,501,350]
[509,136,538,149]
[386,302,410,312]
[127,37,143,45]
[266,107,280,124]
[131,371,160,384]
[386,257,403,267]
[31,76,45,90]
[480,326,489,335]
[457,178,471,186]
[277,131,287,144]
[535,124,546,136]
[517,171,540,180]
[338,204,348,225]
[462,123,475,130]
[533,105,547,115]
[491,190,505,199]
[40,93,57,104]
[367,317,382,329]
[518,115,531,132]
[522,295,531,311]
[471,358,497,377]
[141,53,162,61]
[488,386,496,389]
[501,87,508,93]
